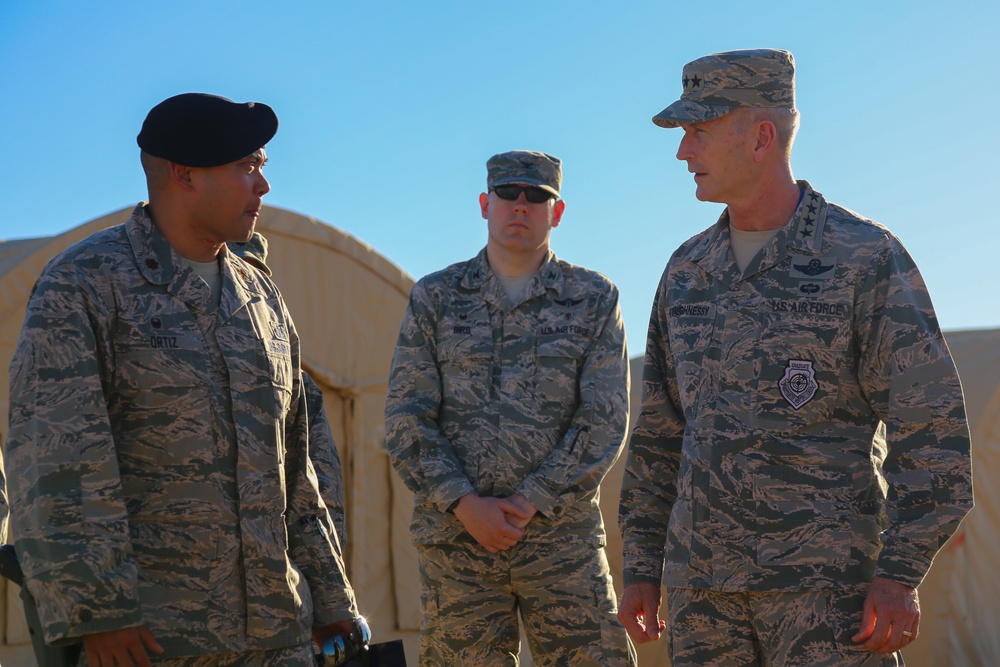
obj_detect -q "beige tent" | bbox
[905,328,1000,666]
[1,205,997,666]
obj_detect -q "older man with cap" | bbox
[6,93,360,667]
[617,49,973,666]
[385,151,635,666]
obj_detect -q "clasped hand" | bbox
[454,493,537,553]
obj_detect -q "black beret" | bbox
[136,92,278,167]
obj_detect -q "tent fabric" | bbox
[0,204,996,666]
[905,328,1000,667]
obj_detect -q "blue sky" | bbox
[2,1,997,346]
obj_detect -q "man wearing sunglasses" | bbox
[386,150,636,666]
[617,49,973,666]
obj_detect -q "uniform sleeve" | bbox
[0,449,8,545]
[855,235,974,588]
[284,320,358,625]
[303,373,347,546]
[6,262,143,644]
[385,281,477,513]
[618,269,687,586]
[515,285,631,517]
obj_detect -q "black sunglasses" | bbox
[491,184,555,204]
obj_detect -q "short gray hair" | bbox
[732,107,800,155]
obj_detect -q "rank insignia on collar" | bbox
[270,321,289,341]
[779,359,818,409]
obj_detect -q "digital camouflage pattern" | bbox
[619,181,973,593]
[665,586,902,666]
[0,454,7,544]
[229,232,272,276]
[138,641,315,667]
[385,247,634,665]
[385,248,630,546]
[6,204,357,656]
[486,150,562,197]
[418,540,635,667]
[303,372,347,546]
[227,236,344,543]
[653,48,796,128]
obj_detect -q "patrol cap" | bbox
[652,49,796,128]
[228,232,271,276]
[137,92,278,167]
[486,150,562,197]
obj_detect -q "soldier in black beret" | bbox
[135,92,279,265]
[6,92,366,666]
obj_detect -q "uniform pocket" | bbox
[130,519,222,592]
[117,348,204,410]
[438,335,492,406]
[754,464,851,565]
[265,347,293,413]
[592,572,637,665]
[751,315,849,433]
[535,337,584,408]
[667,302,717,420]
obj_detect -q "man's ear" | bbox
[551,199,566,228]
[479,192,490,219]
[753,120,778,162]
[168,161,197,191]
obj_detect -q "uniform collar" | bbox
[460,247,565,299]
[125,203,266,317]
[785,181,828,254]
[688,180,829,283]
[126,203,183,286]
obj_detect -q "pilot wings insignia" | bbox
[789,254,837,280]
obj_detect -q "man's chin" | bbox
[694,188,722,204]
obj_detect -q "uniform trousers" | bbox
[665,586,903,667]
[417,540,635,667]
[79,642,315,666]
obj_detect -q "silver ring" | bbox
[901,630,913,638]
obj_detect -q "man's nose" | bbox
[256,173,271,196]
[676,135,693,161]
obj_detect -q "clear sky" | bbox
[2,1,997,347]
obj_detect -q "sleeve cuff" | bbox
[874,551,934,589]
[430,476,477,514]
[516,476,560,518]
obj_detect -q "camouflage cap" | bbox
[652,49,795,128]
[228,232,271,275]
[486,150,562,197]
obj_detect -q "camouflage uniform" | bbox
[303,372,347,545]
[227,236,348,547]
[0,452,7,544]
[6,204,358,660]
[619,182,973,664]
[386,248,635,666]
